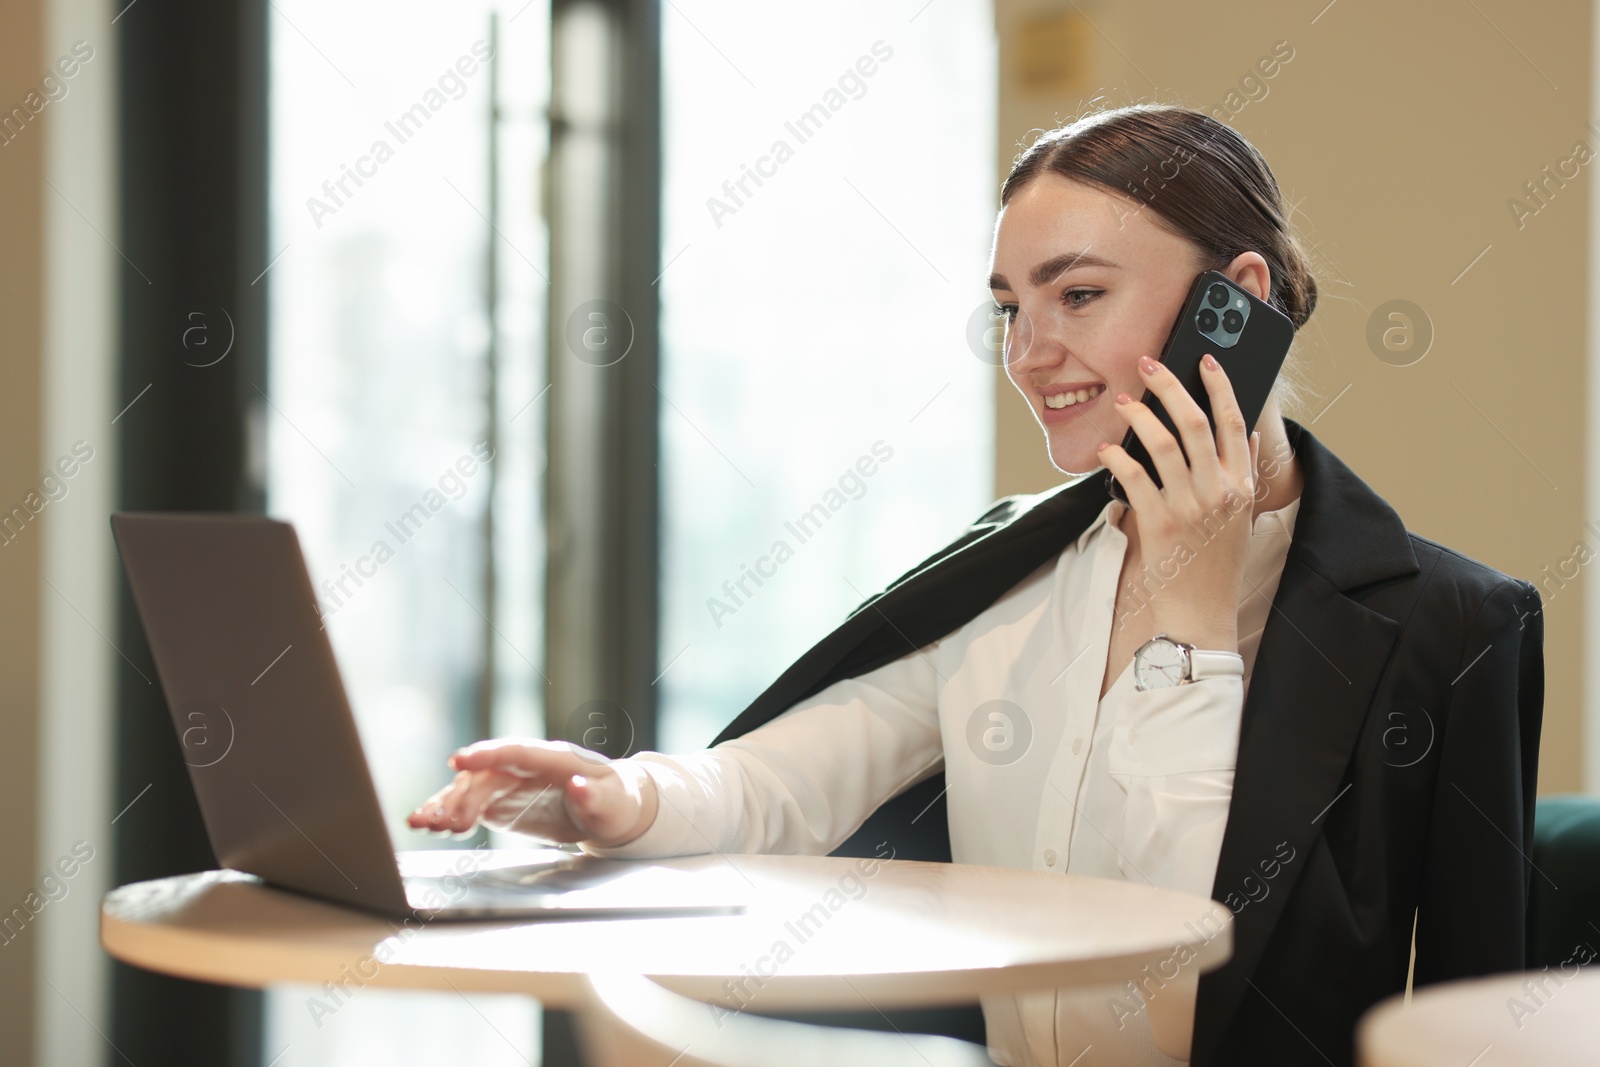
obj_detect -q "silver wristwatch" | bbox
[1132,633,1244,691]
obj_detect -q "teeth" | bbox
[1044,385,1103,410]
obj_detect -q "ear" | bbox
[1221,251,1272,303]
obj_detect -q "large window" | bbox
[256,2,996,1062]
[658,2,999,750]
[264,3,547,1063]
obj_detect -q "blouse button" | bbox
[1071,737,1083,756]
[1043,848,1058,867]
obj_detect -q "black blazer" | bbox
[710,416,1545,1066]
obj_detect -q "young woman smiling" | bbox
[410,105,1544,1067]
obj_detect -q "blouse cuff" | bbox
[1108,675,1245,777]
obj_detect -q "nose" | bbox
[1002,305,1060,379]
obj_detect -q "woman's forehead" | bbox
[990,179,1177,279]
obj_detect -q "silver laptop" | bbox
[111,512,746,921]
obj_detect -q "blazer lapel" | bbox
[1191,418,1420,1063]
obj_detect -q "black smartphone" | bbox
[1105,269,1294,507]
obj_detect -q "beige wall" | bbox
[0,0,46,1059]
[993,0,1590,794]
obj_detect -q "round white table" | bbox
[103,854,1232,1011]
[1358,967,1600,1066]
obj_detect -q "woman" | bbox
[409,104,1545,1067]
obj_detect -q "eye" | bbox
[991,302,1018,322]
[1062,288,1102,310]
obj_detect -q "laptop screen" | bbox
[113,513,409,914]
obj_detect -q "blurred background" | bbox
[0,0,1588,1064]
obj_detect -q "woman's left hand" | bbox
[1098,353,1260,653]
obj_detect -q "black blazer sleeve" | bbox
[1413,577,1545,984]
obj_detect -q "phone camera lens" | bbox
[1197,308,1219,333]
[1222,309,1244,334]
[1207,284,1230,308]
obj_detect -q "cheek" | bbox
[1075,324,1143,389]
[1097,312,1169,383]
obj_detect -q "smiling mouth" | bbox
[1043,384,1106,410]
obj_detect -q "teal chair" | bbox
[1526,793,1600,968]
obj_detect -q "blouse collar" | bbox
[1073,489,1304,557]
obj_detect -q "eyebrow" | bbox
[988,250,1122,292]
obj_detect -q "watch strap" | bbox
[1187,647,1244,681]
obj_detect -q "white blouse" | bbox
[589,484,1302,1066]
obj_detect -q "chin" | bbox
[1047,446,1104,478]
[1036,429,1097,478]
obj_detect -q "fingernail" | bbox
[1116,391,1132,404]
[1203,353,1218,370]
[571,775,587,789]
[1139,357,1159,375]
[1097,441,1110,452]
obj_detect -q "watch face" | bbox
[1135,637,1187,689]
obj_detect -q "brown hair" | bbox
[1001,103,1319,418]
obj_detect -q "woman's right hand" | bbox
[406,737,659,849]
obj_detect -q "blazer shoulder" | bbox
[858,485,1072,612]
[1402,530,1540,625]
[970,484,1065,529]
[971,492,1031,528]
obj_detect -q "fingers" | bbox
[408,770,507,837]
[1099,434,1164,516]
[1196,353,1252,488]
[1248,430,1261,498]
[1133,356,1226,496]
[450,737,606,777]
[439,770,518,835]
[411,739,646,847]
[1111,355,1252,518]
[1108,367,1199,514]
[407,771,471,835]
